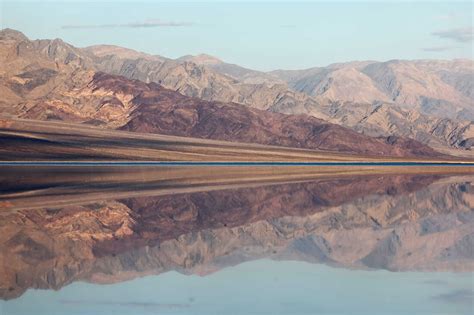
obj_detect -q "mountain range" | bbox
[86,40,474,155]
[1,25,473,309]
[0,28,473,159]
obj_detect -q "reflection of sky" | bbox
[1,260,472,315]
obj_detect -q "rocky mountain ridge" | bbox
[85,37,474,154]
[0,28,445,159]
[0,28,472,156]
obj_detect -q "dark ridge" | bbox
[85,73,445,158]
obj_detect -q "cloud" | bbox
[59,299,191,309]
[432,289,473,305]
[432,27,473,43]
[422,46,455,52]
[62,19,193,29]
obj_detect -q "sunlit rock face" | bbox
[1,29,472,157]
[0,173,472,300]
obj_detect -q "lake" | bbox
[0,166,473,314]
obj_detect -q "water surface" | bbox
[0,167,472,314]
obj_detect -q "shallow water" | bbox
[2,260,472,315]
[0,167,473,314]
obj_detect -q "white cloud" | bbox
[432,27,473,43]
[62,19,193,29]
[421,46,455,52]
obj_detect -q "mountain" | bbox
[106,73,439,157]
[0,28,472,156]
[317,101,474,153]
[0,29,447,159]
[176,53,284,85]
[85,44,168,62]
[0,73,444,160]
[0,28,97,120]
[176,53,223,65]
[270,59,474,120]
[0,173,472,299]
[271,63,387,104]
[89,50,309,114]
[82,40,474,155]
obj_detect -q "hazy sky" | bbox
[0,1,473,70]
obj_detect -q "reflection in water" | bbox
[1,261,473,315]
[0,167,473,314]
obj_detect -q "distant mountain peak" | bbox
[0,28,28,41]
[83,44,168,63]
[177,53,223,65]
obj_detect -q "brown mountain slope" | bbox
[176,53,284,85]
[0,35,447,160]
[1,28,429,158]
[318,101,474,153]
[270,59,474,120]
[86,43,474,154]
[0,84,445,162]
[91,72,441,157]
[1,28,472,156]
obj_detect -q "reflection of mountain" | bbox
[0,173,472,300]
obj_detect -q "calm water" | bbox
[1,261,472,315]
[0,167,473,315]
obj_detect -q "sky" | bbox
[0,1,472,70]
[1,259,473,315]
